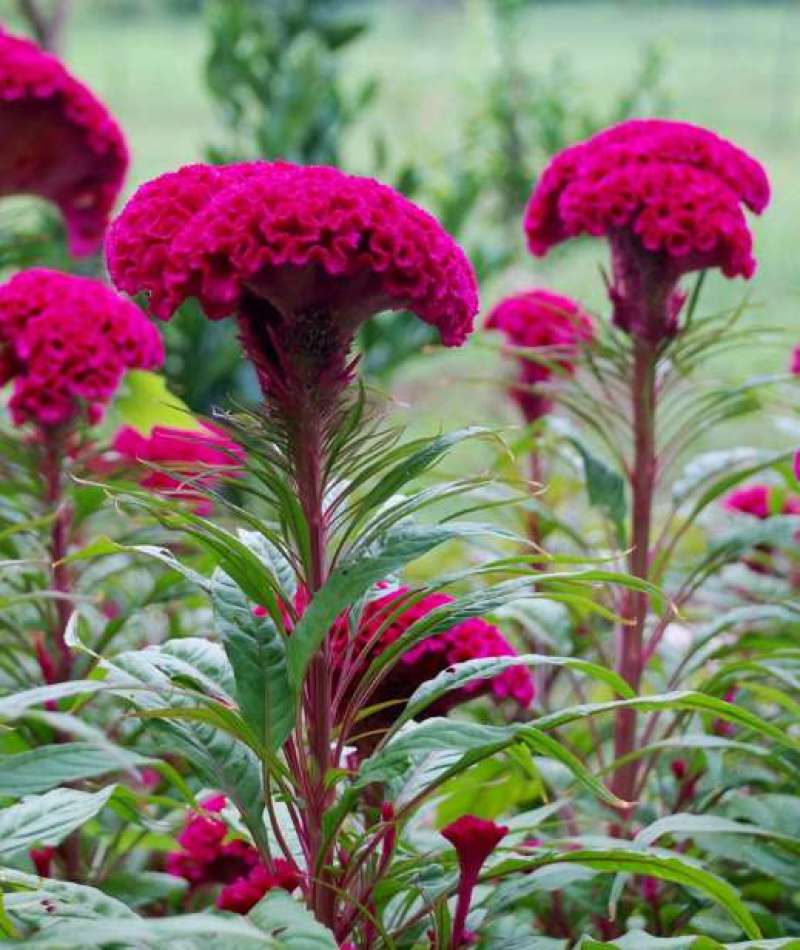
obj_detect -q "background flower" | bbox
[0,268,162,428]
[331,584,534,732]
[166,794,302,914]
[486,288,594,422]
[524,120,769,340]
[111,422,243,513]
[723,484,800,518]
[0,28,128,256]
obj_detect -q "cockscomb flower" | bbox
[111,422,243,513]
[255,584,533,740]
[107,161,478,403]
[166,795,302,912]
[441,815,509,947]
[331,585,534,729]
[524,120,769,341]
[0,268,163,428]
[0,29,128,256]
[723,484,800,519]
[790,345,800,376]
[216,859,303,914]
[486,288,594,422]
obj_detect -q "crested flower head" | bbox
[441,815,509,881]
[790,345,800,376]
[0,29,128,256]
[723,484,800,519]
[0,268,162,429]
[107,161,478,399]
[442,815,509,947]
[524,120,769,341]
[166,794,302,912]
[486,288,594,422]
[330,584,534,728]
[111,422,243,513]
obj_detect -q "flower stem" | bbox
[43,431,73,680]
[450,869,477,948]
[610,335,658,814]
[290,402,335,926]
[526,448,543,549]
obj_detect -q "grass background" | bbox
[6,0,799,438]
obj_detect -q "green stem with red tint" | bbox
[610,334,658,814]
[43,430,74,680]
[290,395,336,927]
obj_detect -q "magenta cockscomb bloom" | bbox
[790,345,800,375]
[486,289,594,422]
[0,268,163,428]
[107,161,478,400]
[331,585,534,726]
[723,484,800,519]
[111,422,243,513]
[441,815,509,947]
[166,795,302,913]
[255,584,534,740]
[0,29,128,256]
[524,120,769,341]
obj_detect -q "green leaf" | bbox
[0,744,151,796]
[63,536,212,592]
[487,849,762,939]
[634,813,800,851]
[671,448,775,505]
[106,645,266,853]
[287,521,462,688]
[0,787,116,860]
[608,813,800,918]
[346,427,495,527]
[249,890,337,948]
[0,681,110,721]
[355,718,624,809]
[113,369,204,436]
[102,871,188,909]
[212,569,295,751]
[397,653,633,729]
[0,913,273,948]
[0,867,137,929]
[534,690,800,755]
[567,436,626,535]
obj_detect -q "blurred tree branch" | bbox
[16,0,72,53]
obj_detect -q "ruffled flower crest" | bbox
[524,120,769,341]
[107,161,479,408]
[0,268,162,429]
[0,28,128,255]
[486,288,594,422]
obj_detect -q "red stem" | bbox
[527,448,543,549]
[43,432,73,680]
[610,336,657,815]
[291,403,336,927]
[450,869,478,948]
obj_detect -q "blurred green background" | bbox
[4,0,799,434]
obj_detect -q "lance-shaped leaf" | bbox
[0,743,152,797]
[287,520,465,688]
[212,569,295,751]
[0,787,117,860]
[395,653,634,730]
[249,890,337,948]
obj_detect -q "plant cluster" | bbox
[0,19,799,950]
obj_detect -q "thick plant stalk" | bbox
[610,335,658,811]
[290,398,336,927]
[43,433,73,679]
